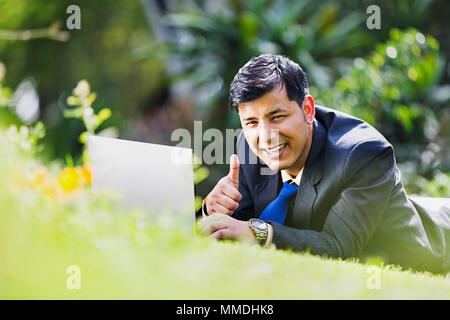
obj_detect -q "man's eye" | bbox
[272,115,285,120]
[247,121,257,126]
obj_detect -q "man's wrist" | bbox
[248,218,269,246]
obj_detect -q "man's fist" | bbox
[205,154,242,216]
[198,213,255,242]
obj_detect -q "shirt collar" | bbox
[281,168,303,186]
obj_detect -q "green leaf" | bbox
[194,167,209,184]
[66,96,80,106]
[79,131,89,144]
[88,92,97,105]
[96,108,111,127]
[63,108,83,119]
[65,153,74,167]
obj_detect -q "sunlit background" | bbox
[1,0,449,196]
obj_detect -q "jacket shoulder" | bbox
[316,105,392,153]
[316,106,395,179]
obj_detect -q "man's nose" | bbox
[258,122,280,148]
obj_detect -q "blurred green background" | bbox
[0,0,449,197]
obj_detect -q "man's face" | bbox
[238,85,315,175]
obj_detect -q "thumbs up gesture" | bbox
[228,154,240,188]
[205,154,243,216]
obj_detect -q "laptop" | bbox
[87,135,195,231]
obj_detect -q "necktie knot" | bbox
[278,181,298,200]
[259,181,299,224]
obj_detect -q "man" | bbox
[197,54,450,273]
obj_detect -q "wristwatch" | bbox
[248,218,269,245]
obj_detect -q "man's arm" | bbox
[270,141,396,259]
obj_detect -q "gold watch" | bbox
[248,218,268,245]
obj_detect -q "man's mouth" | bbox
[260,143,288,158]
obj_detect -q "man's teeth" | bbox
[266,144,285,152]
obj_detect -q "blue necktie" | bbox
[259,181,299,224]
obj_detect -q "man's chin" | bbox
[256,151,293,171]
[257,149,292,172]
[263,159,289,172]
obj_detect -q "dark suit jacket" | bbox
[230,106,450,273]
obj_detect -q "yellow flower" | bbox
[43,180,58,201]
[57,167,82,192]
[79,163,92,186]
[31,166,48,187]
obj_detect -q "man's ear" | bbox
[302,95,315,124]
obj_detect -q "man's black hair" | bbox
[230,54,309,112]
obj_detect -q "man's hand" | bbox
[198,213,255,242]
[205,154,242,216]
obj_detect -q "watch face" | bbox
[252,219,268,232]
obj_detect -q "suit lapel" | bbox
[292,120,325,229]
[292,175,317,229]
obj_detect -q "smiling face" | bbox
[238,84,315,176]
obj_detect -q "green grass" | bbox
[2,223,450,299]
[1,130,449,300]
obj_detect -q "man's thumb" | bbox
[228,154,239,187]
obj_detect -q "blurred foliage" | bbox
[0,1,448,194]
[399,163,449,197]
[193,153,210,210]
[152,0,448,126]
[5,122,46,155]
[318,29,443,142]
[65,80,112,137]
[146,0,449,196]
[0,62,11,105]
[64,79,113,164]
[0,0,166,161]
[159,0,369,128]
[0,20,70,42]
[316,29,449,196]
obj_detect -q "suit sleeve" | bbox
[271,140,396,259]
